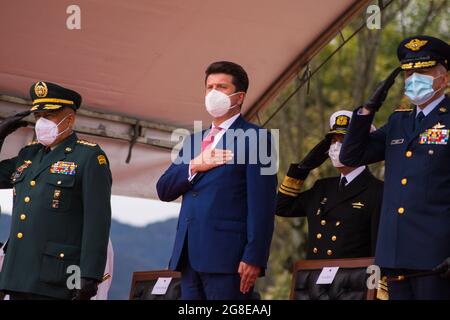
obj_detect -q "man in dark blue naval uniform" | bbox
[340,35,450,299]
[0,82,112,300]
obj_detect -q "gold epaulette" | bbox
[376,276,389,300]
[278,176,304,197]
[26,140,39,146]
[77,139,97,147]
[394,108,413,112]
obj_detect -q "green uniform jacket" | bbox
[0,133,112,299]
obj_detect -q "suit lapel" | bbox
[214,115,246,150]
[192,115,247,185]
[323,168,371,214]
[31,133,77,180]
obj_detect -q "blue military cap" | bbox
[29,81,82,113]
[397,35,450,71]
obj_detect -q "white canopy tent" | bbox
[0,0,369,200]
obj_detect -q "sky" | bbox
[0,189,180,227]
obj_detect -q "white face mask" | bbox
[205,89,241,118]
[328,141,345,168]
[35,115,71,146]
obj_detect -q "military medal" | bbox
[11,160,32,181]
[419,129,449,145]
[50,161,77,175]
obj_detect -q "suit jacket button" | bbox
[313,247,318,254]
[401,178,407,185]
[398,207,405,215]
[24,196,30,203]
[316,233,322,239]
[428,149,434,155]
[335,221,341,227]
[59,253,65,259]
[20,214,27,221]
[327,250,333,256]
[331,235,337,242]
[320,220,326,226]
[30,180,36,187]
[405,151,412,158]
[17,232,23,239]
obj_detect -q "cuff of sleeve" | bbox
[278,166,304,197]
[188,163,197,181]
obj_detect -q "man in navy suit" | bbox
[340,35,450,299]
[157,61,277,300]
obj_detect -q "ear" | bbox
[238,92,246,106]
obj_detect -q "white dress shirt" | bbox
[340,165,366,186]
[416,94,445,117]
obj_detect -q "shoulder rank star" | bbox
[77,140,97,147]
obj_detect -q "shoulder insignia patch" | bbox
[77,140,97,147]
[97,155,107,165]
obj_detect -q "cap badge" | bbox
[34,81,48,98]
[405,39,428,52]
[336,115,349,126]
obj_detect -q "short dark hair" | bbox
[205,61,249,93]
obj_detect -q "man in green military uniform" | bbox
[0,81,112,300]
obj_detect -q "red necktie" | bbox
[201,127,222,151]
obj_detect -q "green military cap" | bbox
[397,35,450,71]
[29,81,82,113]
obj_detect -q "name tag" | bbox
[419,129,449,145]
[390,139,404,145]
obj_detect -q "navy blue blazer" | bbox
[156,115,277,274]
[340,95,450,270]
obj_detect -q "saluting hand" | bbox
[189,147,233,174]
[364,67,402,113]
[287,135,332,180]
[0,110,31,140]
[238,261,261,294]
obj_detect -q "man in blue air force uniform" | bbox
[340,35,450,299]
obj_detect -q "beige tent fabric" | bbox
[0,0,364,199]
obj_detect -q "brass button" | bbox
[336,221,341,227]
[428,149,434,155]
[57,181,62,185]
[316,233,322,239]
[59,253,65,259]
[401,178,407,186]
[398,207,405,215]
[327,250,333,256]
[313,247,318,254]
[65,147,72,152]
[320,220,326,226]
[17,232,23,239]
[30,180,36,187]
[20,214,27,221]
[406,151,412,158]
[24,196,30,203]
[331,235,337,242]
